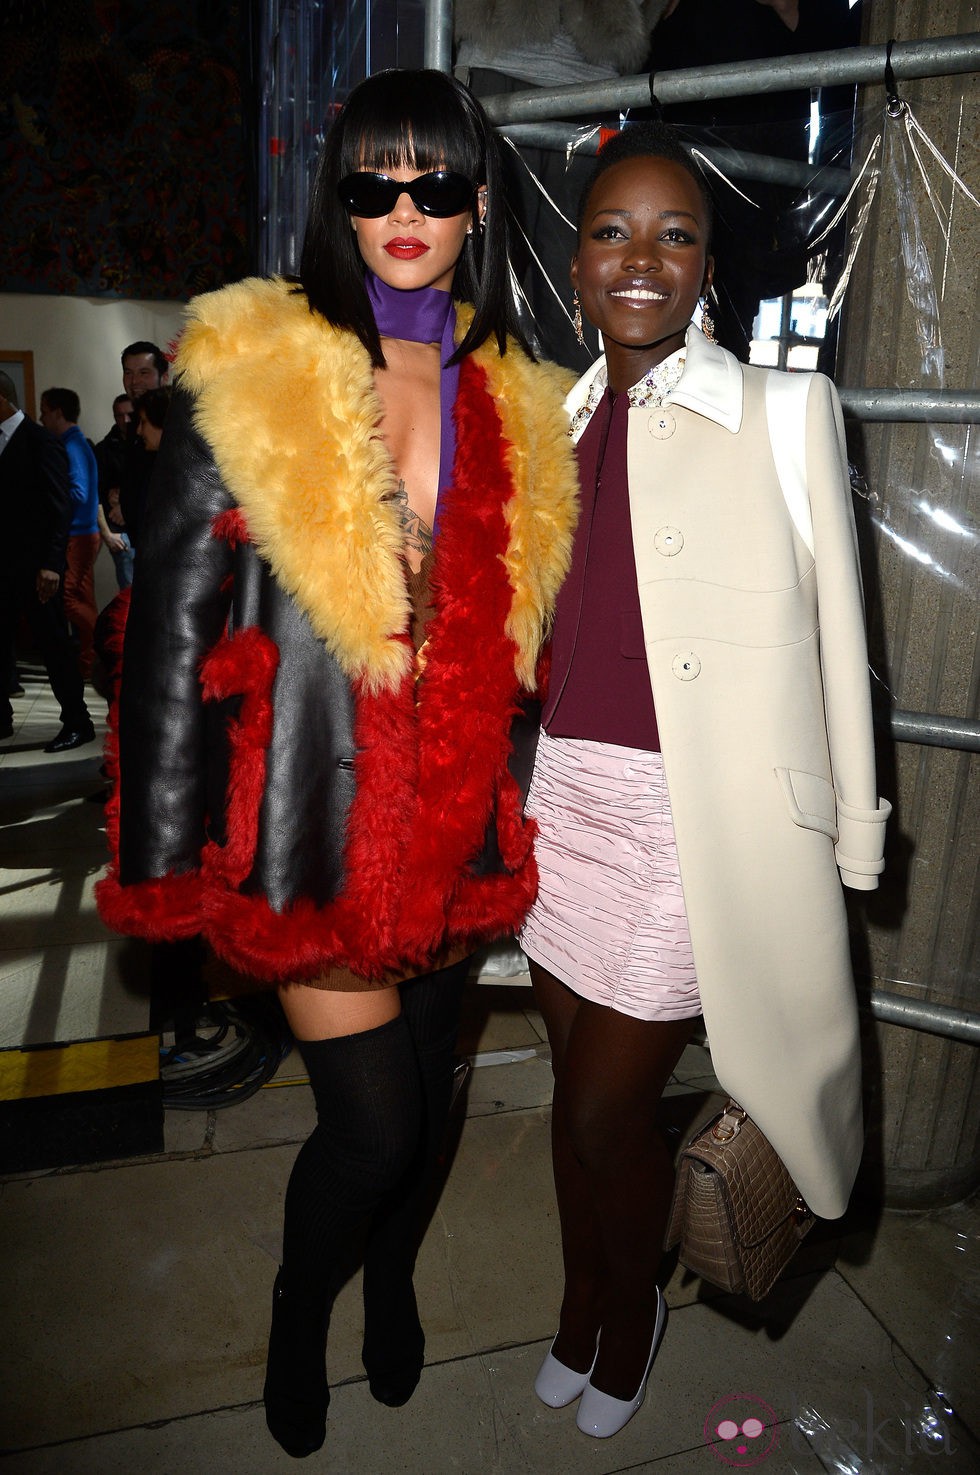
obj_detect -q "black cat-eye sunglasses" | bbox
[337,170,477,219]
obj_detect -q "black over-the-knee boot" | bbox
[360,958,469,1406]
[264,1014,421,1458]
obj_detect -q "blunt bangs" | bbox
[338,72,484,185]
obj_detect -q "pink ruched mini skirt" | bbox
[521,729,702,1022]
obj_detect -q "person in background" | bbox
[0,371,94,751]
[521,122,888,1440]
[39,387,101,683]
[133,386,171,454]
[95,393,135,589]
[118,340,170,550]
[96,69,578,1461]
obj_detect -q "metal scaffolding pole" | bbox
[839,390,980,424]
[499,129,853,191]
[887,711,980,753]
[423,0,452,72]
[480,33,980,123]
[865,991,980,1045]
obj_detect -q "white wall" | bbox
[0,293,187,442]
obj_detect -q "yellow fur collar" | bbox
[175,277,576,693]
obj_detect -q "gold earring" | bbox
[700,296,716,342]
[573,290,585,347]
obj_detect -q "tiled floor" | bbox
[1,669,979,1472]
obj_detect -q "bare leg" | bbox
[278,980,401,1042]
[530,959,698,1399]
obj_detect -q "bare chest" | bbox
[374,340,443,572]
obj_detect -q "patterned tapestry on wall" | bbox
[0,0,248,300]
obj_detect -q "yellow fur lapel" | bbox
[176,277,410,694]
[466,320,577,689]
[175,278,576,693]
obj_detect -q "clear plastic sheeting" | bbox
[499,97,978,381]
[499,105,880,370]
[256,0,426,276]
[792,1392,968,1469]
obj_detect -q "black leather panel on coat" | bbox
[118,389,236,883]
[117,385,360,910]
[230,542,357,911]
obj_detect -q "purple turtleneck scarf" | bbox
[365,270,459,537]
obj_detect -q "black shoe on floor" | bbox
[263,1268,329,1458]
[43,724,96,754]
[0,724,12,740]
[362,1278,425,1407]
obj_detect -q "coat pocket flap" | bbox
[775,768,839,841]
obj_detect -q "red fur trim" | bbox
[196,658,422,982]
[211,506,250,547]
[493,765,537,874]
[394,357,537,961]
[199,628,279,885]
[95,869,205,941]
[101,587,132,664]
[99,587,133,862]
[96,584,208,940]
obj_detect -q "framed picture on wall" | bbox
[0,350,36,419]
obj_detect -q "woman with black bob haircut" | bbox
[301,67,522,366]
[97,67,577,1459]
[521,119,888,1439]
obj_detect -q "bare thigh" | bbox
[278,982,402,1041]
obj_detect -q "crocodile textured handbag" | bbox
[665,1102,814,1301]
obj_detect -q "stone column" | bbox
[838,0,979,1206]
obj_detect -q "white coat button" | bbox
[648,409,676,439]
[671,652,701,680]
[654,525,684,556]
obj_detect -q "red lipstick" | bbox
[384,238,428,260]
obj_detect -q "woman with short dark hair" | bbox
[97,68,578,1460]
[522,121,889,1440]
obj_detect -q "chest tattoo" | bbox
[386,478,433,557]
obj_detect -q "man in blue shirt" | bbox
[40,388,101,682]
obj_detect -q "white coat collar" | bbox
[563,324,744,441]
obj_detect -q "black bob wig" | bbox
[299,69,529,368]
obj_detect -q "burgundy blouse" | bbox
[543,388,660,752]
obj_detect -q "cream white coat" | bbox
[565,327,891,1218]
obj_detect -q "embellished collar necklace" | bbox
[569,347,687,439]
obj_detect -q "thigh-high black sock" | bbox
[265,1015,422,1458]
[360,958,469,1405]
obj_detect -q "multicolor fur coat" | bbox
[96,277,578,984]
